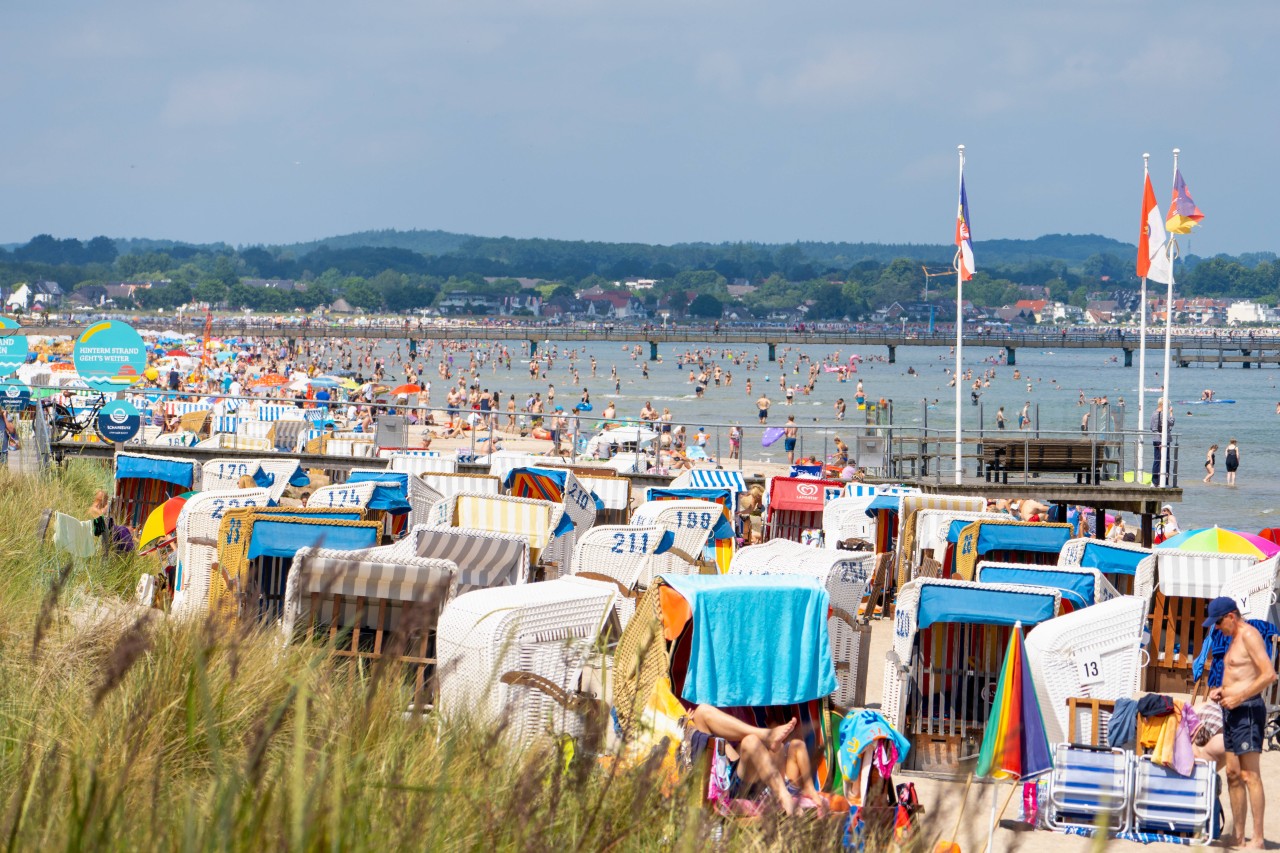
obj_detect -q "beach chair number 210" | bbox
[611,531,651,554]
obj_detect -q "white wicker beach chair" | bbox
[435,576,617,746]
[393,524,530,593]
[1059,538,1158,600]
[893,495,988,588]
[172,488,273,618]
[309,481,377,511]
[408,476,444,530]
[729,539,875,709]
[630,498,727,584]
[1024,595,1150,745]
[148,431,199,447]
[425,492,567,576]
[883,578,1061,760]
[821,495,877,548]
[421,471,501,499]
[570,524,668,629]
[1220,554,1279,620]
[388,451,458,476]
[911,510,1009,576]
[200,458,258,491]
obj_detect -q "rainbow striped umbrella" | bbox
[975,623,1052,781]
[1157,526,1280,559]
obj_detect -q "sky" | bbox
[2,1,1277,255]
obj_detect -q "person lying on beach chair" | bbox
[688,705,826,816]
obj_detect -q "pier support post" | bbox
[1004,345,1016,366]
[767,342,776,362]
[887,345,896,364]
[1122,347,1133,367]
[649,341,659,361]
[1242,348,1252,368]
[529,339,538,357]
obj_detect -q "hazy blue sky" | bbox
[2,1,1276,254]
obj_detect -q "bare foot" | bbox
[1243,839,1264,850]
[764,717,798,751]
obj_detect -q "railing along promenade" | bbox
[19,317,1280,366]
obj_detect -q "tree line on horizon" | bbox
[2,231,1279,319]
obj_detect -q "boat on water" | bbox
[1177,399,1236,405]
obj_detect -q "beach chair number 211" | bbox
[611,532,650,554]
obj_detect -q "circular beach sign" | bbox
[0,379,30,412]
[73,321,147,395]
[97,400,142,443]
[0,316,28,376]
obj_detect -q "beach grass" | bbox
[0,462,858,851]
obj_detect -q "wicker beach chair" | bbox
[387,451,458,476]
[309,481,378,511]
[283,544,459,711]
[630,498,731,583]
[392,524,530,593]
[569,524,669,629]
[729,539,874,709]
[425,492,567,578]
[975,561,1121,611]
[884,578,1061,776]
[1024,595,1149,745]
[209,508,383,625]
[420,471,501,499]
[910,510,1009,579]
[435,576,618,746]
[172,488,273,619]
[1058,538,1158,600]
[113,451,198,530]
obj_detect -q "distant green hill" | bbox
[275,229,474,257]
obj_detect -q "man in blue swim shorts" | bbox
[1206,597,1276,849]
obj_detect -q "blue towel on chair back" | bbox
[661,574,838,708]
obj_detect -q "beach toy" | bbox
[761,427,784,447]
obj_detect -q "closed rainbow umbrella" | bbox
[1157,526,1280,559]
[975,622,1053,781]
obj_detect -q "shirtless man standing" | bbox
[1206,597,1277,848]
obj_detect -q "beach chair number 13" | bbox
[611,531,650,554]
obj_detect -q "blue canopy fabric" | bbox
[865,494,901,516]
[661,574,837,707]
[1078,541,1148,576]
[976,524,1072,555]
[978,567,1095,609]
[346,470,411,514]
[916,584,1057,630]
[246,518,375,559]
[946,519,972,543]
[251,463,311,490]
[643,488,736,540]
[116,454,194,488]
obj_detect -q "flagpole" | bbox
[1137,153,1149,478]
[955,144,965,485]
[1159,149,1179,488]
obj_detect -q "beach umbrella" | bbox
[391,383,421,395]
[166,348,191,357]
[252,373,288,389]
[1157,526,1280,559]
[309,376,341,388]
[339,378,360,391]
[138,494,192,551]
[976,622,1053,846]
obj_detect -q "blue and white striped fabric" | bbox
[671,469,747,494]
[165,401,212,416]
[214,416,243,434]
[255,404,305,422]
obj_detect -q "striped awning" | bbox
[282,545,457,638]
[397,525,530,591]
[672,469,747,494]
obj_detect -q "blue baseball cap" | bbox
[1203,596,1240,627]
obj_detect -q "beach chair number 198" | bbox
[674,511,712,531]
[611,531,650,554]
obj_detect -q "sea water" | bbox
[361,337,1277,530]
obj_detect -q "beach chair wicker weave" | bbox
[435,577,617,745]
[1024,595,1149,745]
[1059,538,1157,599]
[172,488,272,619]
[570,524,667,629]
[392,525,530,593]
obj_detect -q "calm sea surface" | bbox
[349,337,1279,530]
